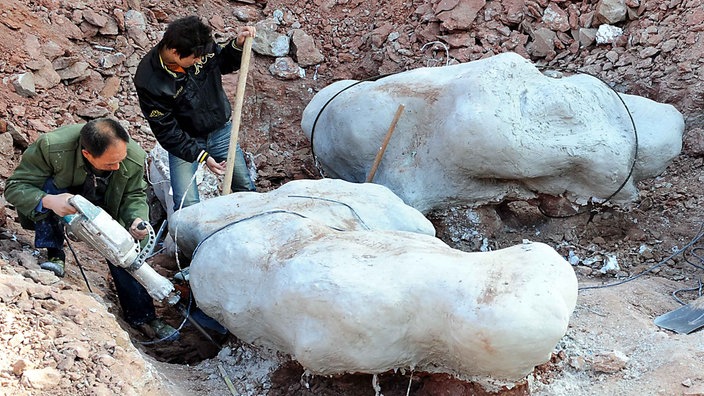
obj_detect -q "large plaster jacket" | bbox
[133,39,244,163]
[301,52,684,212]
[4,124,149,228]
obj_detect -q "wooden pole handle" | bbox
[366,104,404,183]
[222,36,254,195]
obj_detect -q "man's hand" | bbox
[129,218,149,240]
[235,26,256,47]
[42,193,77,217]
[205,156,226,175]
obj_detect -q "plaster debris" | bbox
[596,24,623,44]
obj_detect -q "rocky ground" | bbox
[1,0,704,395]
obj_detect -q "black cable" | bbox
[534,66,639,220]
[309,73,395,177]
[189,203,384,260]
[191,210,319,259]
[64,229,93,293]
[136,289,192,346]
[684,246,704,271]
[309,65,640,221]
[672,278,703,305]
[578,222,704,291]
[286,194,371,230]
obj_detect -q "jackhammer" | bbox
[63,195,227,346]
[63,194,180,305]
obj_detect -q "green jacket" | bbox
[4,124,149,229]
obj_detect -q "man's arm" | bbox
[217,26,256,74]
[135,88,206,164]
[4,137,61,220]
[117,144,151,246]
[118,171,149,228]
[136,89,229,174]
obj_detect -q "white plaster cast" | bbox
[170,178,435,257]
[189,213,577,381]
[301,52,684,213]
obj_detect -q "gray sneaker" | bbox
[148,318,179,341]
[40,257,65,277]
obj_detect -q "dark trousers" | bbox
[106,261,156,326]
[22,179,156,326]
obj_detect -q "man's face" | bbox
[82,140,127,172]
[175,53,202,69]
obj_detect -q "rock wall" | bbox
[0,271,173,395]
[1,0,703,193]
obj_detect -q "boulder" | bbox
[189,214,577,381]
[301,52,684,212]
[170,178,435,257]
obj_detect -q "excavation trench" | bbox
[126,260,226,365]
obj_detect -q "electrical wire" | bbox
[672,279,703,305]
[144,156,170,187]
[683,246,704,272]
[136,160,200,346]
[286,194,371,230]
[64,230,93,293]
[136,289,193,345]
[534,66,640,220]
[172,170,201,275]
[308,73,395,178]
[190,210,314,259]
[578,222,704,292]
[189,196,374,260]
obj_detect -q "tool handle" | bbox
[366,104,405,183]
[222,36,254,195]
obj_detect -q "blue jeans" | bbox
[26,179,156,327]
[169,120,255,211]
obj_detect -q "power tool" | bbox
[63,195,179,305]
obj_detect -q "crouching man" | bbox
[4,118,178,341]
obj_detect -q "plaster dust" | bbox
[530,276,704,396]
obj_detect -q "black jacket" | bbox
[133,40,244,163]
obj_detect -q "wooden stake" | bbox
[222,36,254,195]
[366,104,405,183]
[217,363,238,396]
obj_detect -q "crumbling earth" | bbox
[1,0,704,395]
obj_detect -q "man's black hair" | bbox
[80,118,129,157]
[159,15,214,58]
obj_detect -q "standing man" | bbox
[4,118,178,341]
[134,15,257,211]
